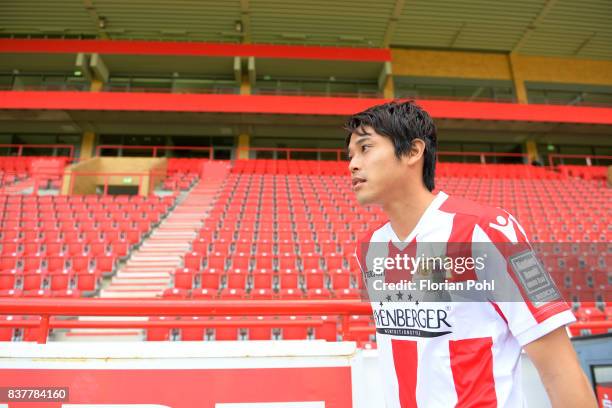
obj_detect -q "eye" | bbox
[361,144,371,152]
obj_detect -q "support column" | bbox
[238,133,250,159]
[525,139,539,164]
[240,56,255,95]
[80,131,96,161]
[90,78,104,92]
[383,76,395,99]
[508,53,528,104]
[378,61,394,99]
[240,73,251,95]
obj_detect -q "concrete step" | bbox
[116,271,171,278]
[111,278,169,285]
[125,264,180,269]
[111,277,170,284]
[99,290,161,298]
[104,284,168,291]
[140,241,191,246]
[63,330,144,339]
[128,256,181,262]
[149,232,198,237]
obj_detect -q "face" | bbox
[347,126,410,206]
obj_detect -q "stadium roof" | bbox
[0,0,610,60]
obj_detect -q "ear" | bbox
[402,138,426,166]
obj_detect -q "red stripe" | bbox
[391,339,418,408]
[0,39,391,62]
[355,221,387,273]
[490,301,508,324]
[1,91,612,124]
[449,337,497,407]
[386,238,418,283]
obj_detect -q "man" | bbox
[346,101,597,407]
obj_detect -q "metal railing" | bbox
[548,154,612,167]
[0,298,373,344]
[0,298,605,345]
[237,147,346,161]
[0,144,74,160]
[95,145,214,158]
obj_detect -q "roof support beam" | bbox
[449,23,466,48]
[382,0,406,47]
[240,0,251,44]
[574,32,597,56]
[83,0,108,39]
[511,0,558,54]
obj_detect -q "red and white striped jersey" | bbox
[355,191,575,408]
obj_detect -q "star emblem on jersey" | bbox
[385,295,392,302]
[407,293,413,301]
[396,292,403,300]
[379,301,384,307]
[415,300,420,307]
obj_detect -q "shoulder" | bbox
[439,193,518,232]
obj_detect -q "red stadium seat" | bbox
[0,270,19,290]
[219,288,247,299]
[191,288,216,299]
[212,317,239,341]
[226,270,248,289]
[76,270,99,292]
[179,316,206,341]
[251,269,274,289]
[173,268,195,289]
[281,316,310,340]
[184,252,203,270]
[48,270,72,291]
[198,269,222,290]
[146,316,173,341]
[245,316,273,340]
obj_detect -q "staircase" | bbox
[62,161,230,341]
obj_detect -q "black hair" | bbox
[344,100,437,192]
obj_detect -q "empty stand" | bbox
[2,158,610,343]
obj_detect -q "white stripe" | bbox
[215,403,324,408]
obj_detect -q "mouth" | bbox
[352,177,366,190]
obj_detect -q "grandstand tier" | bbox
[0,158,609,342]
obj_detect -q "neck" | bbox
[382,187,437,241]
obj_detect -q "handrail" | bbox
[0,144,74,160]
[240,148,532,163]
[237,147,346,161]
[89,146,611,166]
[96,145,213,158]
[95,146,533,163]
[548,154,612,167]
[0,299,606,344]
[0,298,373,344]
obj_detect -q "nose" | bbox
[348,155,360,174]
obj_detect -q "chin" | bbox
[355,193,375,206]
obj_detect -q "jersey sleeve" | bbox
[472,210,576,347]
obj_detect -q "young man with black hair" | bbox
[346,101,596,407]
